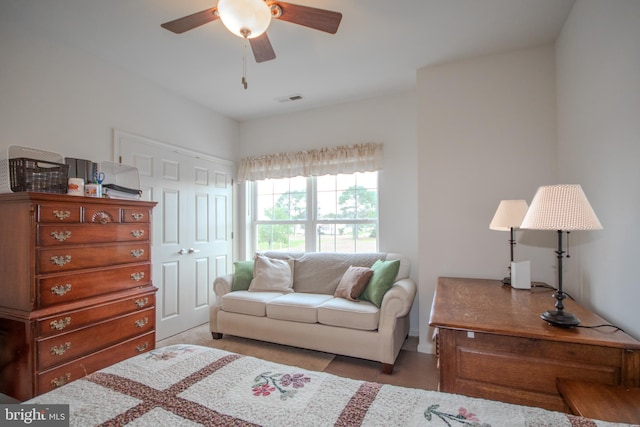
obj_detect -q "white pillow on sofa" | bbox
[249,255,295,293]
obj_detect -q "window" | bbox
[254,172,378,253]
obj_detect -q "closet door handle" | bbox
[178,248,188,255]
[188,248,200,253]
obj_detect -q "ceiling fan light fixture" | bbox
[217,0,272,39]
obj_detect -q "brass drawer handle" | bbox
[51,284,72,296]
[136,342,149,352]
[134,318,148,328]
[131,272,145,282]
[131,230,145,238]
[51,373,71,388]
[50,342,71,356]
[131,212,145,221]
[50,255,71,266]
[131,249,145,258]
[52,210,71,220]
[135,297,148,307]
[50,317,71,331]
[50,230,72,241]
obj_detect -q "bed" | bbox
[25,344,632,426]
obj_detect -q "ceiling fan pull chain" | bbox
[242,39,248,90]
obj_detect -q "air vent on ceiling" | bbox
[275,94,304,103]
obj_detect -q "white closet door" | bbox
[114,130,233,340]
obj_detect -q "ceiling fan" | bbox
[161,0,343,64]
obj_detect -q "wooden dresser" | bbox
[0,192,157,401]
[429,277,640,412]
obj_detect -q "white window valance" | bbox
[237,143,383,182]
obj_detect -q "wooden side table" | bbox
[429,277,640,412]
[557,379,640,424]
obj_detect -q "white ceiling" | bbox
[1,0,576,122]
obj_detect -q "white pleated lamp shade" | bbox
[520,184,603,231]
[489,200,529,231]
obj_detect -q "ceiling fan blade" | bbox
[273,2,342,34]
[249,33,276,63]
[161,7,219,34]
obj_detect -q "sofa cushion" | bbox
[221,291,284,316]
[249,255,295,293]
[359,259,401,308]
[266,293,334,323]
[231,260,254,291]
[317,298,380,331]
[334,266,373,301]
[385,253,411,280]
[287,252,386,294]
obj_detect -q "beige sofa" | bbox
[209,251,416,373]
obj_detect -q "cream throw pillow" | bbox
[249,255,295,293]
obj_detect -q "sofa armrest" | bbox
[378,278,417,332]
[213,274,233,299]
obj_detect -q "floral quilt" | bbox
[26,344,634,427]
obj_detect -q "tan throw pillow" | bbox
[334,266,374,301]
[248,255,295,293]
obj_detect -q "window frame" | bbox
[250,173,379,253]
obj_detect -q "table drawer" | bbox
[37,291,155,338]
[38,264,151,307]
[36,332,154,395]
[38,223,149,246]
[440,329,626,411]
[38,242,150,273]
[37,307,154,370]
[37,204,82,223]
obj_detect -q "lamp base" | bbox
[501,276,511,285]
[541,310,580,327]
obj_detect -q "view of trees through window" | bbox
[255,172,378,253]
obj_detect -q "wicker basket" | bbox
[8,158,69,193]
[0,145,68,193]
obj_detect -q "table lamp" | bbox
[520,184,602,327]
[489,200,529,284]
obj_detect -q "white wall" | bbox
[556,0,640,339]
[239,92,420,335]
[0,24,238,167]
[417,45,558,353]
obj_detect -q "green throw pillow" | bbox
[231,260,254,291]
[360,259,401,308]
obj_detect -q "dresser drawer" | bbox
[37,204,82,223]
[38,242,150,273]
[38,264,151,307]
[37,291,155,338]
[38,223,150,246]
[37,307,154,370]
[122,207,151,223]
[83,205,121,224]
[36,332,154,395]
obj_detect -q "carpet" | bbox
[156,323,335,372]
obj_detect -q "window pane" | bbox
[317,175,337,220]
[257,224,305,252]
[255,172,377,254]
[256,177,307,221]
[355,224,377,252]
[315,223,377,252]
[335,173,378,220]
